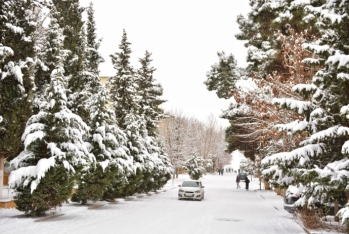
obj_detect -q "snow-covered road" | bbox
[0,173,305,234]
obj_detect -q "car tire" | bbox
[178,197,181,200]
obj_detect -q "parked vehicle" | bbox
[178,180,205,201]
[283,185,344,215]
[284,186,302,213]
[238,172,247,182]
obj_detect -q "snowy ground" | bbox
[0,172,308,234]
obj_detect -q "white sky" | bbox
[79,0,251,127]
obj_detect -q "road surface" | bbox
[0,173,305,234]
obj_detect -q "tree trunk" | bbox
[259,177,261,190]
[0,155,4,200]
[263,178,271,190]
[334,200,339,222]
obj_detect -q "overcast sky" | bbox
[79,0,250,127]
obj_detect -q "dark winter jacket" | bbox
[236,176,240,182]
[245,177,250,184]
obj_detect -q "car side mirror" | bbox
[201,186,205,188]
[178,185,181,187]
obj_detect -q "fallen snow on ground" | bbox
[0,173,306,234]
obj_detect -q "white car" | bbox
[178,180,205,201]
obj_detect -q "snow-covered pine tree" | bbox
[52,0,84,79]
[135,119,172,193]
[33,2,69,109]
[207,0,324,175]
[183,150,205,180]
[154,142,172,189]
[263,0,349,218]
[0,0,42,157]
[136,51,171,191]
[204,53,260,159]
[0,0,46,199]
[52,0,91,122]
[107,29,141,129]
[204,51,239,99]
[240,158,255,176]
[71,3,134,203]
[121,114,146,196]
[8,15,94,215]
[71,98,133,203]
[85,2,104,75]
[32,1,53,101]
[137,51,166,137]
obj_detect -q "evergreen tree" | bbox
[34,3,69,110]
[32,1,54,101]
[155,142,172,189]
[52,0,84,79]
[0,0,45,199]
[0,0,44,160]
[52,0,91,122]
[8,14,94,215]
[71,4,134,203]
[135,120,170,193]
[137,51,166,136]
[183,150,205,180]
[204,51,240,99]
[262,0,349,216]
[121,114,146,196]
[107,30,141,129]
[85,2,104,75]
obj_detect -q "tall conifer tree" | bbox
[72,4,133,203]
[9,13,94,215]
[108,30,140,129]
[0,0,45,199]
[137,51,166,136]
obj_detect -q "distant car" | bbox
[238,172,247,181]
[178,180,205,201]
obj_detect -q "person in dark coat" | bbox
[245,176,250,190]
[236,175,240,188]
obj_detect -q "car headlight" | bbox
[179,189,184,192]
[194,190,201,193]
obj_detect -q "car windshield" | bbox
[182,181,200,187]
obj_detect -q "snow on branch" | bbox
[326,50,349,68]
[304,125,339,143]
[262,143,326,166]
[341,105,349,119]
[274,120,308,133]
[337,72,349,81]
[5,23,24,34]
[302,43,330,54]
[272,98,315,114]
[342,141,349,155]
[0,46,14,61]
[292,84,317,93]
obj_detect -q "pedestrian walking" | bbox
[245,176,250,190]
[236,175,240,188]
[221,169,224,176]
[218,169,221,175]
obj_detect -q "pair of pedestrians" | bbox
[236,175,250,190]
